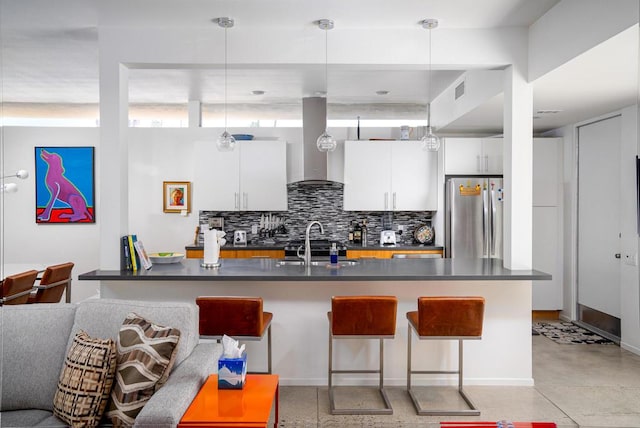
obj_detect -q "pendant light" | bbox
[1,169,29,193]
[215,17,236,152]
[316,19,337,152]
[421,18,440,152]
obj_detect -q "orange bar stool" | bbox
[196,296,273,374]
[327,295,398,415]
[1,270,38,305]
[407,296,485,416]
[28,262,74,303]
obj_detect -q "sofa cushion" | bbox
[105,313,181,426]
[0,409,64,427]
[69,299,198,367]
[1,303,77,411]
[53,331,117,427]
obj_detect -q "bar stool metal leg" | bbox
[407,325,480,416]
[328,323,393,415]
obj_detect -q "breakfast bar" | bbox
[80,258,549,387]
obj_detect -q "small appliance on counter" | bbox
[380,230,397,246]
[233,230,247,246]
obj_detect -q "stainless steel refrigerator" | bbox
[445,177,503,258]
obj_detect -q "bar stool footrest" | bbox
[329,386,393,415]
[408,387,480,416]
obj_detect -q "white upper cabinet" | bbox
[444,137,503,175]
[343,140,438,211]
[194,140,287,211]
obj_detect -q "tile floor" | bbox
[270,333,640,427]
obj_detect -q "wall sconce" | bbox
[1,169,29,193]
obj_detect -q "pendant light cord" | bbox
[427,26,432,127]
[324,26,328,130]
[224,25,228,133]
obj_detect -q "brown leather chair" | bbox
[1,270,38,305]
[406,296,485,416]
[327,295,398,415]
[28,262,74,304]
[196,296,273,374]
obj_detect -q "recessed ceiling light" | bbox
[376,90,389,95]
[252,90,265,95]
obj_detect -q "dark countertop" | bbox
[79,257,550,282]
[184,244,444,251]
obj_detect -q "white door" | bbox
[343,141,390,211]
[578,116,621,321]
[240,140,287,211]
[444,138,483,174]
[391,142,438,211]
[193,141,240,211]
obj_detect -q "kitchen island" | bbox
[80,258,549,387]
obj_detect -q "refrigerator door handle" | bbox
[490,188,497,256]
[482,188,489,256]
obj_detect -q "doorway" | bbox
[577,115,622,339]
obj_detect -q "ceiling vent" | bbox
[454,80,465,100]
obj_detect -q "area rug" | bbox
[532,321,614,344]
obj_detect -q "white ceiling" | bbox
[0,0,637,134]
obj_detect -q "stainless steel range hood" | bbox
[299,97,333,184]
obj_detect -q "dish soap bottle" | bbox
[330,243,338,265]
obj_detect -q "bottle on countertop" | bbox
[353,222,362,245]
[361,220,368,247]
[330,243,338,265]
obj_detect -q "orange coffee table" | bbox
[179,374,279,428]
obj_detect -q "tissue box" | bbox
[218,351,247,389]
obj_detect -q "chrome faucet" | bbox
[297,221,324,266]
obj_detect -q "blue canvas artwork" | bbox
[35,146,95,223]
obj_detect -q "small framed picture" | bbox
[163,181,191,213]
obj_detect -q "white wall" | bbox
[549,104,640,352]
[1,127,101,302]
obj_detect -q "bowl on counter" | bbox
[148,252,184,264]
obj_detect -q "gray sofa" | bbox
[0,299,222,427]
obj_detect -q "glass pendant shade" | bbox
[421,126,441,152]
[1,183,18,193]
[316,130,337,152]
[216,131,236,152]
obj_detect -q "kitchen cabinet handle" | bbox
[393,192,397,210]
[243,192,248,210]
[485,155,489,172]
[384,192,389,210]
[234,193,239,210]
[477,155,481,173]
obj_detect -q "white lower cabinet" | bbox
[343,140,438,211]
[194,140,287,211]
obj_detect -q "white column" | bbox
[503,65,533,270]
[188,100,202,128]
[99,59,129,269]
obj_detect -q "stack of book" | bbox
[120,235,153,271]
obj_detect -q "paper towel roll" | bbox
[204,228,220,265]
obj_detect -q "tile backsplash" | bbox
[199,182,433,246]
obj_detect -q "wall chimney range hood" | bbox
[299,97,334,184]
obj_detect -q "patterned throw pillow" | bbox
[105,312,181,427]
[53,331,117,427]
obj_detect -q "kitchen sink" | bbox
[276,259,358,267]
